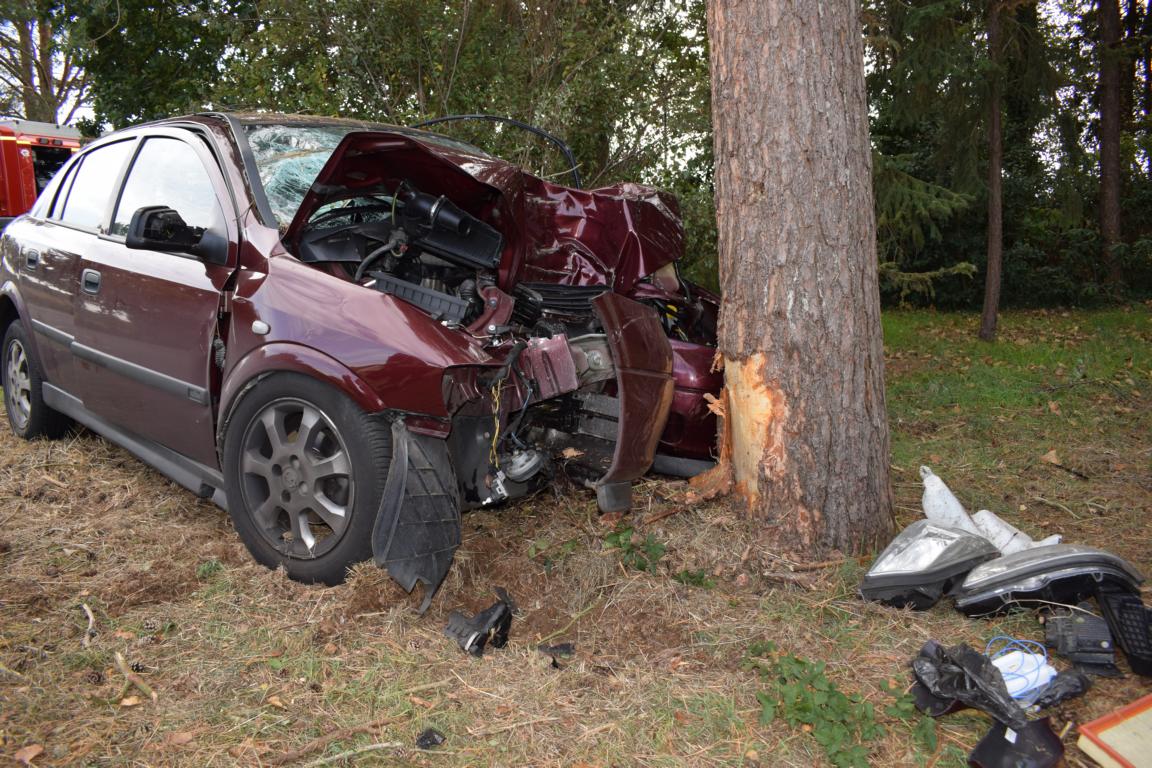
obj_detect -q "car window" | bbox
[111,137,222,238]
[56,140,134,229]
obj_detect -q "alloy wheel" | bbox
[238,398,355,558]
[5,338,32,431]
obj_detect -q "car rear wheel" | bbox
[3,321,71,439]
[222,373,392,585]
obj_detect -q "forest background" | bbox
[3,0,1151,309]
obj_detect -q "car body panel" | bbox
[1,111,722,600]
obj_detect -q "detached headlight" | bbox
[955,544,1144,616]
[860,520,1001,610]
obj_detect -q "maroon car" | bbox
[0,113,719,606]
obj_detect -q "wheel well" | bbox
[0,295,17,332]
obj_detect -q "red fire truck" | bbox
[0,119,81,227]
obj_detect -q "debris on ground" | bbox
[985,637,1057,701]
[1077,692,1152,767]
[1096,586,1152,677]
[911,640,1029,728]
[1043,603,1121,677]
[919,465,1061,553]
[967,717,1064,768]
[859,519,998,610]
[415,728,446,750]
[911,637,1087,766]
[444,589,515,657]
[537,642,576,668]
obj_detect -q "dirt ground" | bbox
[1,307,1150,767]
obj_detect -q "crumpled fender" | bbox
[371,420,461,614]
[591,293,674,510]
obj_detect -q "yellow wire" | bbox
[489,381,502,467]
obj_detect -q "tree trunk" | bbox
[706,0,893,553]
[1144,5,1152,177]
[980,1,1004,342]
[1099,0,1124,285]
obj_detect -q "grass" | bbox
[1,305,1149,766]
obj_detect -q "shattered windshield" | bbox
[243,122,492,227]
[244,124,355,227]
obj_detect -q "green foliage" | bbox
[527,537,578,574]
[672,568,716,589]
[64,0,255,127]
[743,642,936,768]
[196,558,224,580]
[874,151,973,261]
[602,526,666,572]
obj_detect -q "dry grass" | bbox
[1,306,1150,767]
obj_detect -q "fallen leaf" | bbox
[1040,450,1061,466]
[119,695,141,707]
[164,732,194,746]
[1047,400,1061,415]
[266,695,287,710]
[113,630,136,640]
[409,695,435,708]
[599,511,624,527]
[14,744,44,765]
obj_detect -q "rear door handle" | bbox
[24,249,39,269]
[81,268,101,294]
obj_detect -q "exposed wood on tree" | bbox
[706,0,894,554]
[980,0,1005,342]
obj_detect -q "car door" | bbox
[15,138,137,397]
[73,130,238,468]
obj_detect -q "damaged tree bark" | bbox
[704,0,894,553]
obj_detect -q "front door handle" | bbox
[24,249,40,269]
[81,269,101,294]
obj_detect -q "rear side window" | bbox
[111,137,221,237]
[56,140,134,229]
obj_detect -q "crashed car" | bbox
[0,113,720,605]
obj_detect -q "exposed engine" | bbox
[294,186,501,326]
[290,172,717,515]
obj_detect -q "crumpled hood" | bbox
[284,130,685,292]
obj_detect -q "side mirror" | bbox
[125,206,206,257]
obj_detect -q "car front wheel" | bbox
[222,373,392,585]
[3,321,70,439]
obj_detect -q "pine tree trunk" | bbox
[980,1,1004,342]
[1145,7,1152,178]
[707,0,893,553]
[1099,0,1124,285]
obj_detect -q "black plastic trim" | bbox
[651,453,715,478]
[71,342,209,405]
[213,112,278,228]
[30,318,72,346]
[42,383,227,508]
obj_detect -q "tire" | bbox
[222,373,392,585]
[3,321,71,439]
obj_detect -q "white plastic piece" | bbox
[972,509,1063,556]
[990,650,1057,699]
[920,466,982,535]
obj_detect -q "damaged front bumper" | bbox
[370,293,673,609]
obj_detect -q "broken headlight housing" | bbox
[860,520,1001,610]
[955,544,1144,616]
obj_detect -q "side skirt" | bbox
[42,383,228,510]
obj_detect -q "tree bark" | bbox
[706,0,893,553]
[1144,4,1152,177]
[1099,0,1124,285]
[980,1,1004,342]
